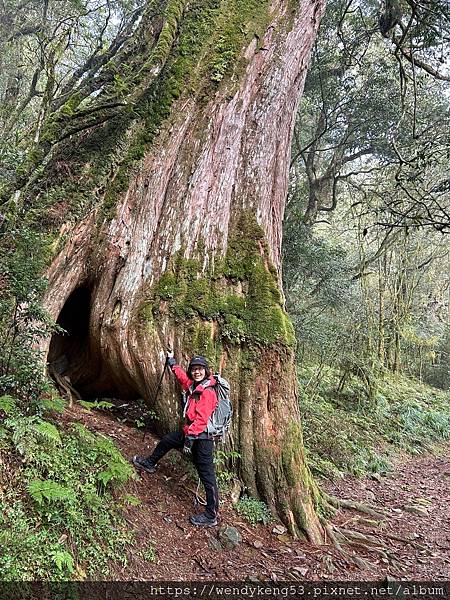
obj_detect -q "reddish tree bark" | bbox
[36,0,325,541]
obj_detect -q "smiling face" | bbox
[191,365,206,382]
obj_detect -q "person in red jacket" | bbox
[133,352,219,527]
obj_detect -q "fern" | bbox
[97,458,133,488]
[95,435,133,483]
[35,395,66,414]
[0,395,16,416]
[71,422,96,446]
[123,494,141,507]
[79,400,91,410]
[79,400,114,410]
[27,479,76,505]
[8,415,40,458]
[94,434,119,456]
[0,415,132,579]
[97,470,113,487]
[33,421,62,445]
[51,550,74,573]
[82,489,103,510]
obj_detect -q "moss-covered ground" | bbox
[299,365,450,480]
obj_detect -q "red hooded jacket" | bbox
[171,364,218,437]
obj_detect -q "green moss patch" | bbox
[139,213,295,349]
[281,420,304,487]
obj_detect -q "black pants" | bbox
[147,431,219,519]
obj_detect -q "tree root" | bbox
[325,493,388,519]
[379,531,431,553]
[49,368,82,408]
[324,523,344,552]
[337,527,387,547]
[322,521,408,572]
[319,513,381,569]
[320,493,421,573]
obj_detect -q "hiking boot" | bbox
[189,513,218,527]
[132,455,156,474]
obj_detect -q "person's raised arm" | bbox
[167,349,191,390]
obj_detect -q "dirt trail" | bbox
[62,404,450,581]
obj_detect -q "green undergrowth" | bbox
[299,366,450,480]
[214,449,241,491]
[235,495,272,525]
[0,394,135,580]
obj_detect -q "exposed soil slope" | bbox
[61,404,450,581]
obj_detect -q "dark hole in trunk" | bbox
[47,285,140,401]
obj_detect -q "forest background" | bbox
[0,0,449,580]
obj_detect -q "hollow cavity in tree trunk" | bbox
[48,285,141,401]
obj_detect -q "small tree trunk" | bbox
[377,257,386,364]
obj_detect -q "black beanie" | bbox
[187,355,210,378]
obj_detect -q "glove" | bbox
[166,349,176,367]
[183,437,194,455]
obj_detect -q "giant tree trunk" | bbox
[21,0,325,541]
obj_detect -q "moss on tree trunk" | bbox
[11,0,326,541]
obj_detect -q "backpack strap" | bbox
[182,379,213,417]
[182,384,195,417]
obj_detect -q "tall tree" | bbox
[1,0,326,541]
[288,0,449,231]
